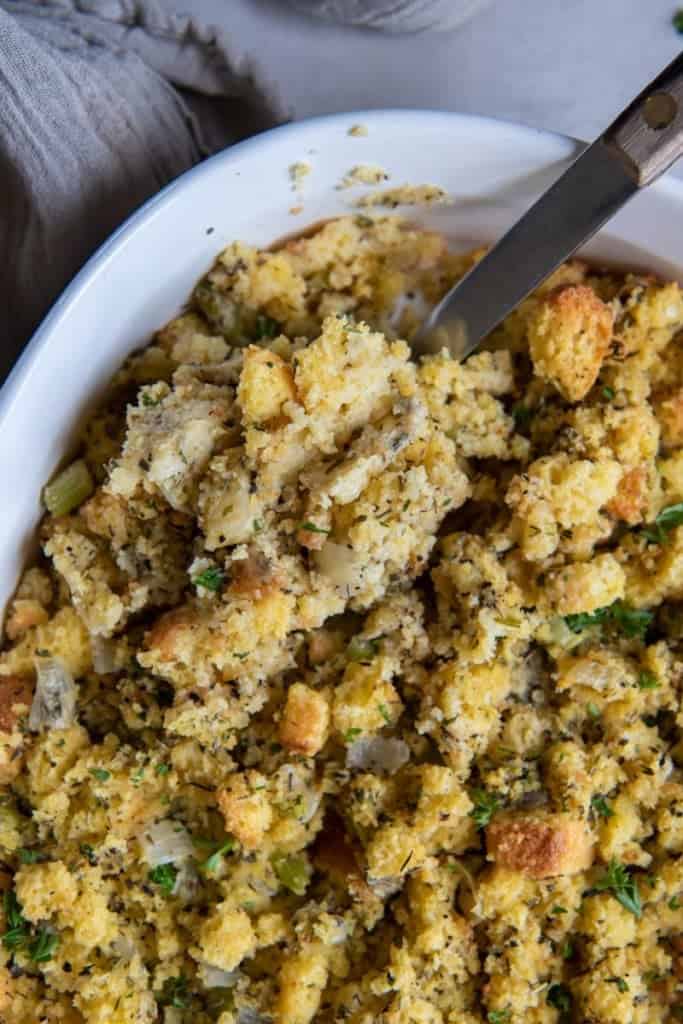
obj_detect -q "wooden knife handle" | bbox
[604,52,683,187]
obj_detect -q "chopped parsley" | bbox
[344,727,362,743]
[561,939,574,960]
[1,891,29,951]
[141,392,160,407]
[637,670,659,690]
[602,385,615,400]
[594,859,642,917]
[203,838,235,873]
[669,895,681,910]
[591,794,614,820]
[193,566,225,592]
[469,789,500,828]
[157,975,190,1009]
[148,863,178,896]
[89,768,110,782]
[511,402,533,428]
[642,501,683,544]
[547,983,572,1013]
[298,521,331,535]
[607,976,629,993]
[565,600,653,640]
[253,518,264,533]
[564,607,610,633]
[1,893,59,961]
[487,1011,511,1024]
[551,905,567,915]
[28,928,59,963]
[586,702,601,720]
[18,848,46,864]
[254,315,279,340]
[80,843,98,865]
[378,703,391,724]
[155,763,171,776]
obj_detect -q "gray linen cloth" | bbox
[0,0,283,376]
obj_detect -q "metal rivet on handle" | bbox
[643,92,678,130]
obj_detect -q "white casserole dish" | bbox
[1,109,682,615]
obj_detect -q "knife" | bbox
[417,52,683,359]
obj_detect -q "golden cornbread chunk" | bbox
[528,283,614,401]
[279,682,330,756]
[217,771,273,849]
[486,812,594,878]
[3,215,683,1024]
[238,344,296,425]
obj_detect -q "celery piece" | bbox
[271,853,309,896]
[43,459,93,516]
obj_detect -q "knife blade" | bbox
[417,52,683,360]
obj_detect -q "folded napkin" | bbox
[0,0,283,377]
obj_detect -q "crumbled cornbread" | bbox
[1,215,683,1023]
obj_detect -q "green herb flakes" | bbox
[157,975,190,1009]
[298,521,331,535]
[594,859,642,917]
[511,403,533,428]
[193,566,225,592]
[591,794,614,820]
[203,839,235,873]
[642,501,683,544]
[148,863,178,896]
[1,891,28,952]
[469,789,499,828]
[565,600,653,639]
[254,315,279,340]
[18,848,45,864]
[29,928,59,963]
[637,670,659,690]
[547,983,572,1013]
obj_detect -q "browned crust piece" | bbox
[486,812,594,879]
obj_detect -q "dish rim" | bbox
[0,108,582,422]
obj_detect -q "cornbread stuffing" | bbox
[2,214,683,1024]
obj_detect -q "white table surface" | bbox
[181,0,681,144]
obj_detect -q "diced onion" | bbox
[199,964,241,989]
[314,541,363,588]
[91,637,117,675]
[140,820,194,867]
[173,862,201,904]
[237,1011,272,1024]
[29,658,77,731]
[347,736,410,776]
